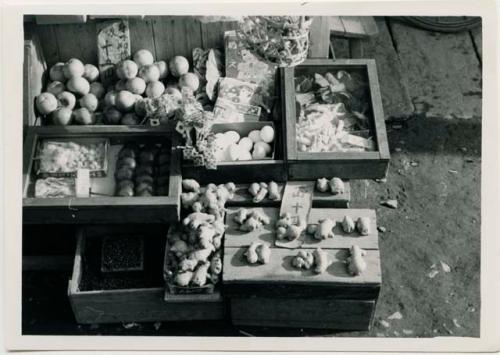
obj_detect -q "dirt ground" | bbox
[22,18,482,337]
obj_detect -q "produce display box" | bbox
[225,181,351,208]
[281,59,390,180]
[223,206,381,330]
[182,121,287,184]
[23,126,181,224]
[68,225,224,324]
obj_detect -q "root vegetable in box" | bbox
[295,70,376,153]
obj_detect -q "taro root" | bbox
[346,245,367,276]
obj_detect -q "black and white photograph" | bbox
[2,0,499,352]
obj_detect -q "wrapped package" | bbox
[213,77,261,123]
[35,177,75,198]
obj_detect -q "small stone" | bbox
[375,178,387,183]
[379,320,390,328]
[388,311,403,320]
[468,306,476,313]
[153,322,162,330]
[397,169,405,175]
[453,319,461,328]
[402,329,413,335]
[377,226,387,233]
[410,161,419,167]
[428,269,439,278]
[460,147,467,153]
[122,322,139,329]
[465,158,474,163]
[440,261,451,273]
[394,147,402,152]
[376,333,385,337]
[381,199,398,209]
[393,330,400,336]
[448,169,458,174]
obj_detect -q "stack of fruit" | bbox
[36,49,203,126]
[35,59,104,125]
[213,125,275,162]
[114,143,170,197]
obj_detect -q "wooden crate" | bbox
[281,59,390,180]
[223,206,381,330]
[23,126,181,224]
[68,226,224,324]
[182,121,287,184]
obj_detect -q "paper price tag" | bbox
[75,169,90,198]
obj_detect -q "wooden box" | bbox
[223,207,381,330]
[23,126,181,224]
[182,121,286,184]
[281,59,390,180]
[68,225,224,324]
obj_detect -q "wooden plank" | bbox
[96,19,131,88]
[329,16,346,37]
[225,207,279,247]
[35,15,87,25]
[129,17,156,59]
[53,22,98,64]
[183,16,203,60]
[388,19,482,119]
[35,24,60,68]
[308,16,330,58]
[305,208,379,250]
[231,297,375,330]
[359,16,379,36]
[330,37,350,59]
[288,159,389,180]
[339,16,367,38]
[151,16,175,67]
[360,17,414,118]
[349,38,364,58]
[200,20,239,50]
[470,27,482,61]
[223,247,381,285]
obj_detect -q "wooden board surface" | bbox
[470,27,482,61]
[23,33,47,127]
[35,15,87,25]
[388,19,482,119]
[225,207,278,247]
[308,16,330,58]
[230,297,375,330]
[330,17,379,38]
[223,247,381,285]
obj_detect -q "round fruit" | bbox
[135,174,154,185]
[169,56,189,77]
[117,186,134,197]
[259,125,275,143]
[104,106,122,124]
[135,182,153,193]
[252,144,267,159]
[133,49,154,67]
[49,62,66,82]
[117,180,134,191]
[154,61,168,79]
[114,79,128,92]
[89,82,105,99]
[239,137,253,151]
[116,59,138,80]
[125,77,146,95]
[115,166,134,180]
[139,150,155,163]
[121,113,140,125]
[83,64,99,82]
[254,141,272,155]
[115,90,136,112]
[138,64,160,83]
[46,81,66,96]
[134,99,147,117]
[73,107,94,125]
[135,165,154,176]
[79,93,99,112]
[118,147,136,159]
[51,107,73,126]
[118,156,137,169]
[63,58,85,79]
[239,150,252,161]
[228,143,242,161]
[179,73,200,92]
[248,130,262,143]
[103,90,118,107]
[224,131,240,144]
[66,77,90,96]
[57,91,76,110]
[145,81,165,98]
[35,92,58,115]
[136,189,153,197]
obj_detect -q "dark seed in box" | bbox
[101,235,145,273]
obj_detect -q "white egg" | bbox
[239,150,252,161]
[254,141,272,155]
[239,137,253,151]
[248,130,262,143]
[224,131,240,144]
[259,126,275,143]
[228,143,242,161]
[252,145,267,159]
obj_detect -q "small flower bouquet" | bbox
[237,16,313,67]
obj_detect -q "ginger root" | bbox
[313,247,329,274]
[256,243,271,264]
[210,254,222,275]
[191,261,210,286]
[329,177,345,195]
[245,241,260,264]
[253,187,268,203]
[342,215,355,233]
[249,209,271,225]
[174,271,194,286]
[356,217,370,235]
[183,211,215,229]
[316,177,329,192]
[292,250,314,269]
[306,223,318,235]
[182,179,200,192]
[198,224,216,249]
[181,192,199,209]
[347,245,367,276]
[233,208,249,225]
[239,216,262,232]
[268,181,281,200]
[248,182,260,197]
[314,218,335,240]
[179,258,198,272]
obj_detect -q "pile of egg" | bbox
[213,125,275,162]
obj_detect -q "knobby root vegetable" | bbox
[276,226,287,240]
[356,217,370,235]
[306,223,318,235]
[182,179,200,192]
[292,250,314,269]
[179,258,198,272]
[183,212,215,229]
[268,181,281,200]
[174,271,194,286]
[233,208,249,225]
[275,215,306,241]
[192,201,203,212]
[256,243,271,264]
[342,215,355,233]
[210,254,222,275]
[212,218,226,235]
[245,241,260,264]
[181,192,199,209]
[192,261,210,286]
[253,187,268,203]
[347,245,367,276]
[198,224,216,249]
[313,247,329,274]
[240,216,262,232]
[212,235,222,250]
[248,182,260,197]
[249,209,271,225]
[171,240,189,257]
[329,177,345,195]
[189,245,215,262]
[316,177,329,192]
[276,213,293,229]
[314,218,335,240]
